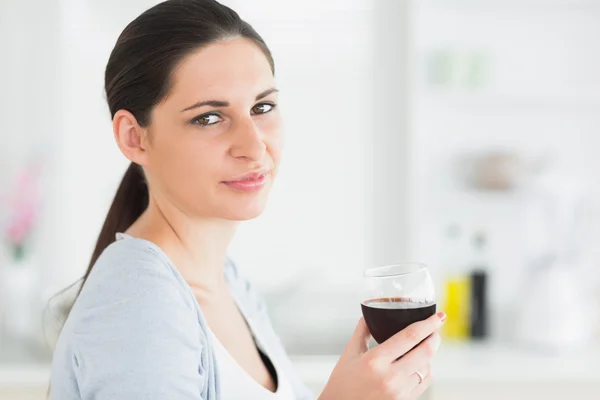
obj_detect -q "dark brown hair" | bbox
[83,0,274,294]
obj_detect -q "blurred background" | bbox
[1,0,600,398]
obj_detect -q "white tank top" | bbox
[209,330,296,400]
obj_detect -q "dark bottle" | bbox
[470,232,489,339]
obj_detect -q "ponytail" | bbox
[78,162,148,294]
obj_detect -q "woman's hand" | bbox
[319,312,446,400]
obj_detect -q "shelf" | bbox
[417,91,600,114]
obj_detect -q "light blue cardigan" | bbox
[51,235,314,399]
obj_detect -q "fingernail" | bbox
[437,312,446,323]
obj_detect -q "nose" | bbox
[229,117,266,162]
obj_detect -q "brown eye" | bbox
[251,103,275,115]
[191,113,221,127]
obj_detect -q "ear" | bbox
[112,110,150,166]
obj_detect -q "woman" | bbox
[51,1,445,399]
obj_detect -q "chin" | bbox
[223,208,266,221]
[219,198,269,221]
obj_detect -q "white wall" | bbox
[370,0,412,268]
[222,0,373,290]
[0,0,63,294]
[38,0,158,295]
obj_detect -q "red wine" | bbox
[361,297,437,344]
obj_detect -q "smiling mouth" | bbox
[224,169,270,183]
[222,172,270,192]
[236,173,266,182]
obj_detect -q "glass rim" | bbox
[363,262,428,278]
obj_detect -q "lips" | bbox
[222,171,270,192]
[232,172,266,182]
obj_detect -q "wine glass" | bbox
[361,263,436,344]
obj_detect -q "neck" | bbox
[128,195,238,298]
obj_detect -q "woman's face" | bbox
[144,38,282,221]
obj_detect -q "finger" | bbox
[342,317,371,358]
[403,363,431,394]
[393,332,441,376]
[409,372,433,399]
[373,312,445,361]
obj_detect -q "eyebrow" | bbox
[180,87,279,112]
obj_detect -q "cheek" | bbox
[149,127,224,190]
[261,115,284,166]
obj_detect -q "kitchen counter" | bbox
[293,341,600,384]
[292,341,600,399]
[3,342,600,399]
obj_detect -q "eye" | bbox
[191,113,222,127]
[251,102,276,115]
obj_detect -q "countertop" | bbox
[3,342,600,388]
[291,341,600,389]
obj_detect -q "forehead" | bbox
[167,37,275,106]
